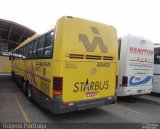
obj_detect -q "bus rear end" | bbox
[51,16,118,114]
[117,35,153,96]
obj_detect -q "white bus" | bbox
[153,44,160,93]
[117,35,154,96]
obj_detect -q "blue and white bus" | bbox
[117,35,154,96]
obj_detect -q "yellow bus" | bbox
[11,16,118,114]
[0,55,11,75]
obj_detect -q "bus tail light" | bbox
[122,76,128,87]
[53,77,63,95]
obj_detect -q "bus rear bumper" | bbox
[117,86,152,96]
[50,96,116,114]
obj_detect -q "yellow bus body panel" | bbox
[63,61,116,102]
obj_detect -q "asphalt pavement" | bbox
[0,75,160,129]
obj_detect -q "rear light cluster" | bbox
[122,76,128,87]
[53,77,63,95]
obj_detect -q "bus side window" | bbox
[21,47,25,59]
[14,52,16,57]
[37,36,45,58]
[17,50,20,57]
[32,40,37,58]
[24,45,27,59]
[29,42,33,58]
[25,45,29,58]
[20,47,24,58]
[44,31,54,57]
[23,46,27,59]
[19,49,22,58]
[14,51,17,57]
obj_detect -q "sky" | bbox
[0,0,160,43]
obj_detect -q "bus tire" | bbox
[11,71,15,80]
[22,81,27,95]
[11,71,14,77]
[27,85,33,101]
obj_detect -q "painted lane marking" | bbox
[117,103,143,115]
[15,95,31,123]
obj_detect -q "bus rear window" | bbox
[44,31,54,57]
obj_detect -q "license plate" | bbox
[137,90,142,94]
[86,92,97,97]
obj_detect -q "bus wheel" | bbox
[27,85,33,101]
[11,71,15,80]
[22,81,27,95]
[11,71,14,77]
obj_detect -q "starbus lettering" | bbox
[73,79,109,92]
[130,47,153,56]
